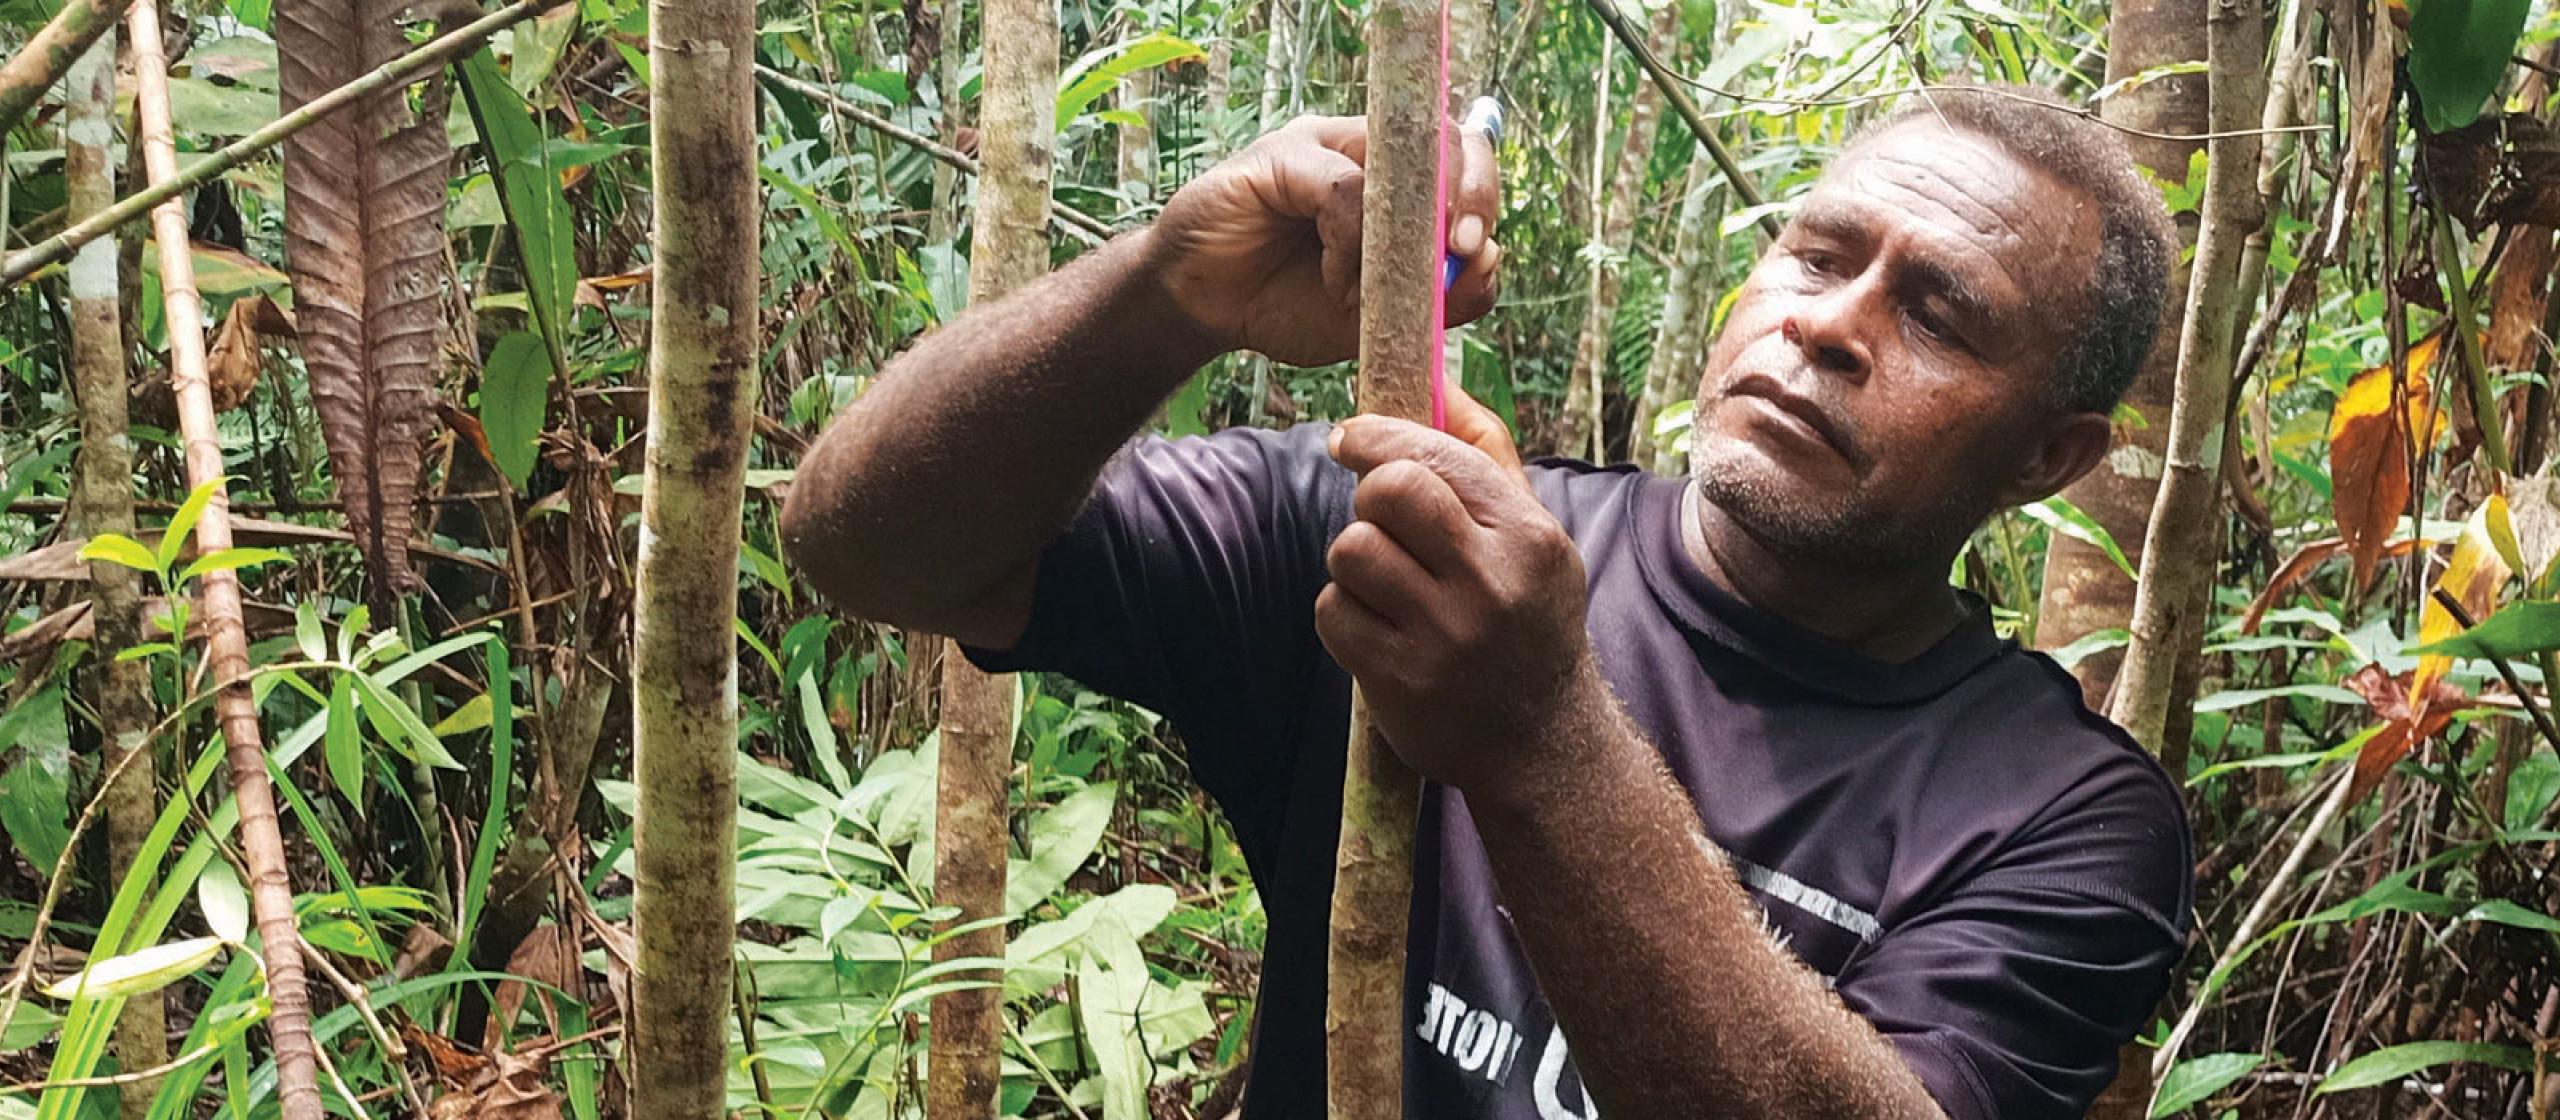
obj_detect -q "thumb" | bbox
[1443,379,1528,491]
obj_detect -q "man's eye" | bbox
[1798,251,1837,277]
[1911,306,1959,345]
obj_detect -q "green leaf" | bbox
[294,600,327,662]
[160,479,227,570]
[196,859,250,944]
[1,1002,60,1052]
[2151,1052,2264,1117]
[2023,497,2135,579]
[41,936,226,1000]
[350,674,465,770]
[2506,749,2560,832]
[1055,33,1204,129]
[2406,600,2560,660]
[1006,781,1116,912]
[76,533,160,575]
[0,689,72,872]
[2458,898,2560,935]
[326,675,363,806]
[459,50,578,357]
[178,546,291,584]
[2405,0,2534,133]
[479,331,551,487]
[2317,1040,2532,1093]
[0,444,74,513]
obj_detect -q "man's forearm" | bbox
[780,230,1225,643]
[1468,676,1946,1119]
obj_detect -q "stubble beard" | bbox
[1688,436,1986,572]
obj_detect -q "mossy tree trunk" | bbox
[627,0,760,1108]
[64,31,167,1117]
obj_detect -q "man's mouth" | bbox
[1723,374,1860,469]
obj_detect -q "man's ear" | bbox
[1999,411,2114,507]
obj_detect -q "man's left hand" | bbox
[1317,392,1600,804]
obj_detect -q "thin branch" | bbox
[1582,0,1775,231]
[754,66,1113,245]
[2429,589,2560,758]
[0,0,559,288]
[0,0,135,139]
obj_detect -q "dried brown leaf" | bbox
[206,296,263,413]
[276,0,450,597]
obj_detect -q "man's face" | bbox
[1690,122,2106,566]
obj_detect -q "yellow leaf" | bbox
[2415,497,2514,707]
[2329,329,2451,590]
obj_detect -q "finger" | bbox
[1331,415,1532,528]
[1447,238,1500,326]
[1314,581,1405,681]
[1450,123,1498,256]
[1349,459,1479,576]
[1319,168,1365,306]
[1258,139,1366,225]
[1325,519,1440,624]
[1441,378,1529,489]
[1280,114,1369,165]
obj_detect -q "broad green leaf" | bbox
[2405,0,2534,133]
[479,331,551,487]
[326,675,363,806]
[166,77,279,137]
[1,1002,60,1051]
[294,600,327,662]
[2047,628,2129,672]
[2458,898,2560,935]
[161,479,228,570]
[2317,1040,2531,1093]
[459,50,578,356]
[2151,1052,2263,1117]
[2407,600,2560,661]
[1055,33,1204,129]
[351,674,465,770]
[178,547,291,584]
[0,444,74,514]
[41,936,226,1000]
[2023,497,2134,579]
[76,533,159,575]
[1005,782,1117,913]
[2507,749,2560,832]
[196,859,250,944]
[0,689,72,872]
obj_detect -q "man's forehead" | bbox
[1793,125,2098,296]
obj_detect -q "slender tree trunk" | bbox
[127,2,324,1116]
[0,0,133,140]
[1116,66,1156,205]
[1327,0,1438,1111]
[2032,0,2208,705]
[64,32,166,1116]
[627,0,759,1108]
[2109,0,2267,752]
[1555,0,1674,461]
[1240,0,1296,425]
[927,0,968,251]
[926,1,1052,1115]
[1630,150,1719,468]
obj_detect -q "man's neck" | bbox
[1678,482,1970,664]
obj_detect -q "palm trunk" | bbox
[1629,151,1720,469]
[1554,0,1674,461]
[1326,0,1439,1111]
[2108,0,2267,752]
[2031,0,2208,705]
[63,32,166,1116]
[627,0,760,1108]
[926,0,1054,1115]
[127,2,324,1115]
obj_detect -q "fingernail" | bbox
[1453,215,1485,257]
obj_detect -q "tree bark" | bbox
[1629,150,1720,470]
[64,31,167,1117]
[0,0,133,141]
[925,1,1053,1116]
[2109,0,2267,752]
[126,1,324,1116]
[1554,0,1675,461]
[1326,0,1438,1111]
[627,0,759,1108]
[1116,65,1156,205]
[2032,0,2209,706]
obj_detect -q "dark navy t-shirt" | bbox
[966,424,2193,1120]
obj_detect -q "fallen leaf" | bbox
[205,296,265,413]
[2330,329,2450,590]
[2343,664,2473,802]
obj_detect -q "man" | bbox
[783,85,2192,1119]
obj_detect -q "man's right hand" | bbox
[1146,115,1503,367]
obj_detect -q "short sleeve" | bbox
[960,423,1352,855]
[1834,757,2193,1120]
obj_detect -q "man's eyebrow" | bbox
[1788,204,1866,243]
[1897,255,2004,333]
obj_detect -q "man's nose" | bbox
[1782,289,1872,382]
